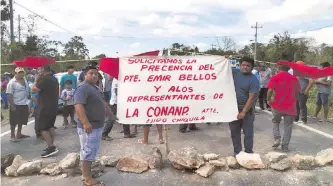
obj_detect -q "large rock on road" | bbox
[236,152,265,169]
[116,156,149,174]
[315,148,333,166]
[17,160,43,176]
[168,147,205,170]
[5,155,26,177]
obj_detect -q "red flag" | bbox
[13,56,55,68]
[134,50,160,56]
[99,50,160,79]
[99,57,119,79]
[277,61,333,79]
[13,60,26,67]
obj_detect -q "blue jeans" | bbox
[229,112,255,155]
[1,92,8,108]
[77,127,103,161]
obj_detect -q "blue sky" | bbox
[14,0,333,57]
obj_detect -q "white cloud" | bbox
[292,27,333,45]
[12,0,333,56]
[14,0,259,37]
[246,0,333,24]
[194,43,209,51]
[130,42,141,48]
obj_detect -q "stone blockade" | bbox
[1,147,332,179]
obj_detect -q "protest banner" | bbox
[117,55,239,124]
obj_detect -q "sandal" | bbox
[18,134,30,139]
[159,139,164,144]
[138,139,148,145]
[10,138,20,142]
[83,181,106,186]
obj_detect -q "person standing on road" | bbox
[294,61,314,124]
[313,62,332,123]
[101,76,116,141]
[74,65,116,186]
[1,76,9,109]
[78,61,104,90]
[267,63,300,152]
[252,65,261,115]
[229,57,260,156]
[59,65,77,96]
[258,64,272,111]
[31,65,59,158]
[106,78,137,139]
[103,73,113,103]
[6,67,31,142]
[60,80,76,129]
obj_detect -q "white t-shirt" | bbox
[61,89,75,105]
[110,79,118,105]
[6,78,30,105]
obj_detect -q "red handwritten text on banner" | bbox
[117,56,238,124]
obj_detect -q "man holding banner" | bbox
[229,57,259,156]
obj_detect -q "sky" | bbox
[13,0,333,57]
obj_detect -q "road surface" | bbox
[1,109,333,186]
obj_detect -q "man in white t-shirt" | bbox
[109,78,117,107]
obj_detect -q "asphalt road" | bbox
[1,109,333,186]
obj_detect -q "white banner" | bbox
[117,56,238,124]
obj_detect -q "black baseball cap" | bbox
[84,64,98,72]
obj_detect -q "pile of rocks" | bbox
[1,147,332,179]
[1,147,163,178]
[168,147,333,178]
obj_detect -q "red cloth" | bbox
[13,56,55,68]
[134,50,160,56]
[277,61,333,79]
[99,57,119,79]
[267,71,300,116]
[99,50,160,79]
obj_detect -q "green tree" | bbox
[1,0,10,21]
[93,53,106,59]
[1,0,11,63]
[63,36,89,60]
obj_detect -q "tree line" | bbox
[169,32,333,66]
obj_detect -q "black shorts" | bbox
[35,109,57,131]
[9,105,29,126]
[63,105,75,117]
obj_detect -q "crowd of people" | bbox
[252,61,332,123]
[1,58,332,186]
